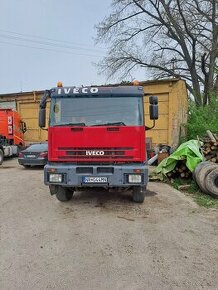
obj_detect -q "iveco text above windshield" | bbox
[50,97,144,127]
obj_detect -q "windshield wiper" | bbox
[92,122,126,126]
[53,122,86,127]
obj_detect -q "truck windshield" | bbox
[50,97,144,127]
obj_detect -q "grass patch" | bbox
[171,178,191,190]
[187,181,218,208]
[193,194,218,208]
[170,179,218,208]
[187,180,200,194]
[171,178,182,189]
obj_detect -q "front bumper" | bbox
[44,163,148,188]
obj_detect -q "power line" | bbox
[0,34,106,54]
[0,29,107,52]
[0,40,104,58]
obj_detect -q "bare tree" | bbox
[96,0,218,105]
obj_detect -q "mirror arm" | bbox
[145,120,155,131]
[39,90,50,128]
[40,90,51,109]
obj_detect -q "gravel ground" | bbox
[0,158,218,290]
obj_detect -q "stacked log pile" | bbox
[166,131,218,180]
[201,131,218,163]
[167,161,192,179]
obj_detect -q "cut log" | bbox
[178,184,191,191]
[206,130,217,142]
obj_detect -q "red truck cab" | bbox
[39,85,158,203]
[0,109,26,146]
[0,109,26,165]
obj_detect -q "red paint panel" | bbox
[48,126,146,162]
[0,109,24,145]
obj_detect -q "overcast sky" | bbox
[0,0,146,94]
[0,0,106,93]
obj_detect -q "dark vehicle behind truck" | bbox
[18,143,48,168]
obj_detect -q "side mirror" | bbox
[39,108,46,128]
[39,90,50,128]
[149,95,158,120]
[21,121,27,133]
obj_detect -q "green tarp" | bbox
[155,140,204,176]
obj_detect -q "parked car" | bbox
[18,143,48,167]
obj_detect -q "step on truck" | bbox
[0,109,27,165]
[39,83,158,203]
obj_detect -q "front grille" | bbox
[66,151,125,156]
[58,156,133,160]
[57,147,134,160]
[58,147,133,150]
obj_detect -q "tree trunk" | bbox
[214,75,218,99]
[191,69,202,106]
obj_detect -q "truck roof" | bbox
[50,85,144,98]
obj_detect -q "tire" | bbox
[193,161,213,181]
[132,186,146,203]
[205,168,218,197]
[194,162,217,193]
[0,149,4,165]
[50,185,73,202]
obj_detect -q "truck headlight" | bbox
[49,173,63,183]
[128,174,142,183]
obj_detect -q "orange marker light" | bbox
[132,80,140,86]
[133,169,142,173]
[48,168,57,173]
[57,81,63,87]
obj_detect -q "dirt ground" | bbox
[0,158,218,290]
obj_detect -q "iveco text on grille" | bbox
[86,151,104,156]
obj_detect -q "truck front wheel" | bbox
[132,186,145,203]
[49,185,74,202]
[0,149,4,165]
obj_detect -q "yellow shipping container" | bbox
[0,79,188,148]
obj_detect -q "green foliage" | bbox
[187,180,200,193]
[193,193,218,208]
[185,96,218,140]
[171,179,218,208]
[188,181,218,208]
[171,178,188,189]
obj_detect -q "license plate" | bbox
[26,155,36,158]
[82,177,108,183]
